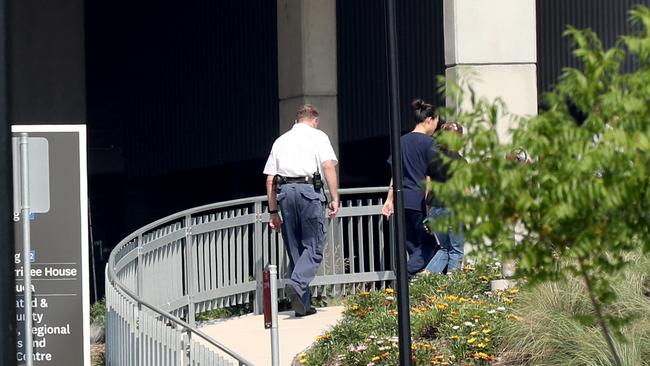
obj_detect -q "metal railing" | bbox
[106,187,395,366]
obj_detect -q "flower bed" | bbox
[300,263,519,365]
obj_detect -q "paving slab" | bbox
[200,306,344,366]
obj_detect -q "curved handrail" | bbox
[106,265,254,365]
[112,187,388,248]
[106,186,391,365]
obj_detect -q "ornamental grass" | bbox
[498,252,650,366]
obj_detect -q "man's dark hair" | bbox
[441,122,463,135]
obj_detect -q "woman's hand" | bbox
[382,200,394,219]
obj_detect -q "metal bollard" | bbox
[263,265,280,366]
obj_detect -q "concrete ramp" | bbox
[199,306,344,366]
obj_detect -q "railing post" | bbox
[254,201,264,315]
[184,215,197,326]
[136,235,144,366]
[181,327,191,366]
[389,217,397,285]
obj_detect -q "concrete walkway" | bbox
[200,306,344,366]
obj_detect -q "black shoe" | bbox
[296,307,317,317]
[285,285,306,316]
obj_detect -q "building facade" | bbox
[8,0,649,299]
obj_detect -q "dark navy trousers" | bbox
[404,208,438,277]
[277,183,327,309]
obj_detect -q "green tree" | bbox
[431,5,650,365]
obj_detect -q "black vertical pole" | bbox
[0,0,16,363]
[385,0,412,365]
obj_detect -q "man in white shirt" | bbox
[263,104,339,317]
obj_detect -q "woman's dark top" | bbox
[388,132,437,211]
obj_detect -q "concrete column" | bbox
[277,0,341,277]
[444,0,537,287]
[444,0,537,143]
[277,0,338,154]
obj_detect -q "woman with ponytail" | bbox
[382,98,440,278]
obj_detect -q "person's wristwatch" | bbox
[269,209,279,214]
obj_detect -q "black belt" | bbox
[280,176,311,184]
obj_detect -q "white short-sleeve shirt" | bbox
[263,123,338,177]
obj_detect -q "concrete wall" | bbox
[444,0,536,65]
[9,0,86,123]
[277,0,338,153]
[445,64,538,141]
[444,0,538,142]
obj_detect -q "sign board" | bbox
[12,125,89,366]
[12,137,51,219]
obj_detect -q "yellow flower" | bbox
[470,331,478,336]
[484,337,491,343]
[508,288,519,294]
[299,359,306,364]
[448,335,460,340]
[458,297,467,303]
[372,356,381,362]
[472,352,494,361]
[503,297,513,303]
[351,305,359,310]
[385,288,395,294]
[446,295,458,301]
[467,337,476,344]
[482,329,491,334]
[299,353,306,357]
[437,303,448,311]
[360,291,370,296]
[477,342,487,348]
[315,333,331,341]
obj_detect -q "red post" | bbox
[263,269,271,329]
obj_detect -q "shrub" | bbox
[430,6,650,364]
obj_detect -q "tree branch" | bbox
[577,256,622,366]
